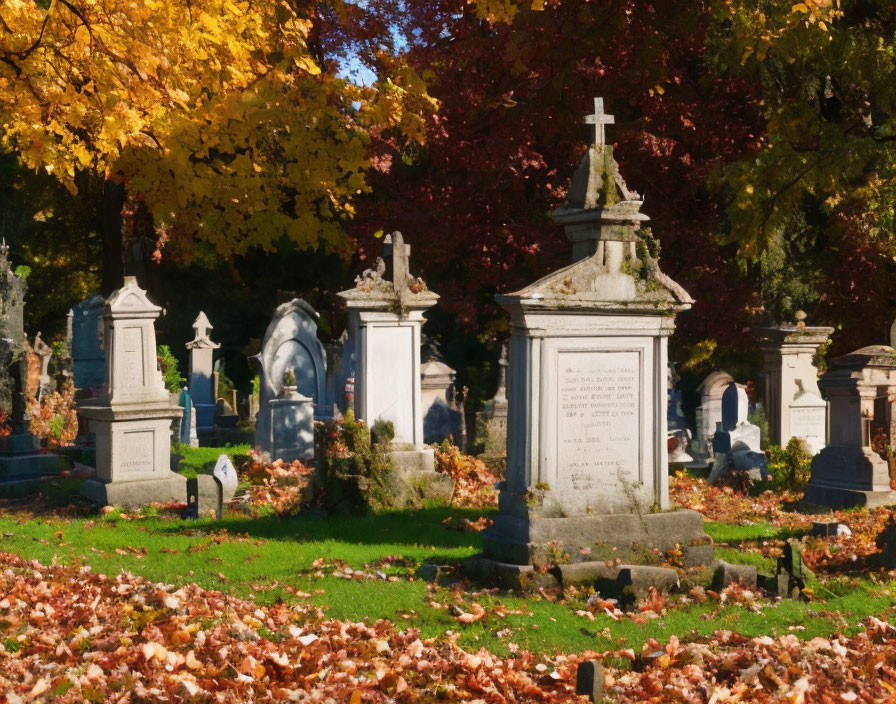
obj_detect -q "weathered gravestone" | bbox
[420,341,465,446]
[476,343,509,460]
[0,241,26,412]
[177,389,199,448]
[754,313,831,455]
[186,454,238,519]
[69,294,106,391]
[186,312,220,434]
[78,277,185,506]
[253,299,325,461]
[469,99,713,587]
[691,371,734,466]
[708,382,767,484]
[338,232,440,473]
[803,346,896,508]
[0,243,60,492]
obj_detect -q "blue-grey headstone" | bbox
[721,381,747,431]
[70,294,106,390]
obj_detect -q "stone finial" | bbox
[795,310,807,329]
[584,97,615,147]
[187,311,221,350]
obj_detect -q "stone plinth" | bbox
[474,99,712,582]
[267,389,314,463]
[754,321,832,454]
[338,232,439,473]
[78,278,184,507]
[804,346,896,508]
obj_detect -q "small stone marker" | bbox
[775,539,809,600]
[186,475,222,519]
[576,660,605,703]
[213,454,238,504]
[712,560,758,590]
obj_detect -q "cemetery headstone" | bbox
[213,453,238,504]
[0,243,60,490]
[420,341,464,445]
[253,299,326,458]
[337,231,439,474]
[469,99,712,586]
[185,454,239,519]
[667,364,693,465]
[78,277,185,506]
[803,345,896,507]
[754,315,832,454]
[69,293,106,391]
[186,311,220,433]
[178,389,199,448]
[693,371,734,463]
[708,382,766,484]
[476,342,509,459]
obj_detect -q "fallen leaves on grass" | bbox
[241,450,315,516]
[2,553,896,701]
[434,444,500,508]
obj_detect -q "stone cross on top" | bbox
[384,231,411,291]
[584,97,614,146]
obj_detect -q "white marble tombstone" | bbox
[754,318,832,454]
[338,232,439,469]
[253,299,326,457]
[421,354,463,445]
[696,371,734,453]
[186,311,220,433]
[804,346,896,508]
[472,99,712,582]
[79,277,184,506]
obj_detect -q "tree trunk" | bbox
[99,179,126,296]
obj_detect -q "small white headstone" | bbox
[213,454,238,503]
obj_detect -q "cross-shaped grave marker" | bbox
[584,97,614,146]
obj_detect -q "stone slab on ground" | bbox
[384,448,452,507]
[82,474,187,507]
[558,563,680,598]
[712,560,758,590]
[482,509,714,568]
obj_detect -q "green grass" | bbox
[3,499,896,656]
[173,443,252,479]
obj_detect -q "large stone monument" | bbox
[78,278,185,506]
[253,299,326,458]
[186,312,220,433]
[0,240,26,412]
[803,346,896,508]
[472,99,712,585]
[69,294,106,391]
[754,313,832,454]
[338,232,439,472]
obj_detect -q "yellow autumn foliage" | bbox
[0,0,436,258]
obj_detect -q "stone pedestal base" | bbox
[390,448,435,474]
[803,445,896,508]
[384,448,452,506]
[480,509,713,570]
[82,473,187,507]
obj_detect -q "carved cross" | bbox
[584,97,615,146]
[385,231,411,291]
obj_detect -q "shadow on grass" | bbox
[152,504,494,550]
